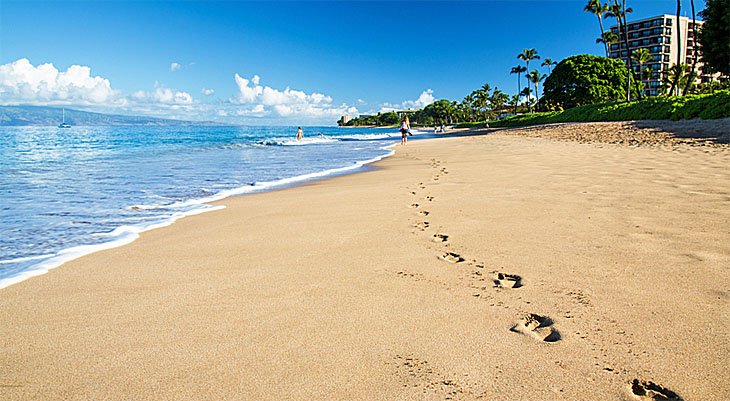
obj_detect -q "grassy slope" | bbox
[456,91,730,129]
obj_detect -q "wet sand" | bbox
[1,122,728,400]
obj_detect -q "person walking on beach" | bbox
[296,127,303,141]
[399,116,410,145]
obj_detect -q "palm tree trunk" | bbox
[515,75,520,115]
[615,9,626,99]
[683,0,698,95]
[598,14,608,56]
[525,61,531,113]
[535,82,540,111]
[670,0,682,96]
[620,1,633,101]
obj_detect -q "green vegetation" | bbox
[542,54,636,109]
[486,91,730,128]
[339,111,399,126]
[699,0,730,78]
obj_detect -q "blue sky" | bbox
[0,1,706,124]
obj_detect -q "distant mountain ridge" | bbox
[0,106,228,126]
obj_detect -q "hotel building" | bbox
[608,14,714,96]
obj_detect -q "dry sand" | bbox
[1,122,728,400]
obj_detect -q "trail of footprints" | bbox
[403,158,681,399]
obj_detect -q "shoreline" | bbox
[0,143,399,290]
[2,122,728,399]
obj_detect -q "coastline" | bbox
[0,136,401,290]
[1,123,728,400]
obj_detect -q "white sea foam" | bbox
[0,146,395,290]
[258,136,338,146]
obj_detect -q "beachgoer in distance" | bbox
[296,127,303,141]
[400,116,411,145]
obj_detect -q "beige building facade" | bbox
[609,14,713,96]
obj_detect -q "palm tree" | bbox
[510,65,527,114]
[605,0,634,101]
[463,94,476,122]
[519,87,533,113]
[518,49,540,98]
[596,31,619,51]
[509,94,520,114]
[664,64,690,95]
[541,58,557,74]
[526,70,546,112]
[476,84,492,121]
[683,0,699,95]
[669,0,682,96]
[584,0,610,56]
[631,48,652,98]
[490,88,509,116]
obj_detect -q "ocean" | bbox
[0,125,421,288]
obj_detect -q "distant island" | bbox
[0,106,229,127]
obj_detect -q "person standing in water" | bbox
[399,116,410,145]
[296,127,303,141]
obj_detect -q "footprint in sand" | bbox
[630,379,683,401]
[433,233,449,243]
[418,210,430,216]
[413,221,430,231]
[439,252,464,263]
[493,273,522,289]
[409,203,420,209]
[425,196,434,202]
[510,314,561,343]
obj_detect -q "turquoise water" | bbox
[0,125,417,287]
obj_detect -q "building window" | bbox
[665,18,672,26]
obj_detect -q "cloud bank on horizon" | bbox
[0,58,435,123]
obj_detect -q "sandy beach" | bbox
[1,122,728,400]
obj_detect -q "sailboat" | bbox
[58,108,71,128]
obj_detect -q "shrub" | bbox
[542,54,637,109]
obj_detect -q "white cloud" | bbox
[170,62,182,72]
[231,73,354,118]
[0,58,354,124]
[0,58,122,105]
[405,89,435,108]
[379,89,436,113]
[133,82,193,104]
